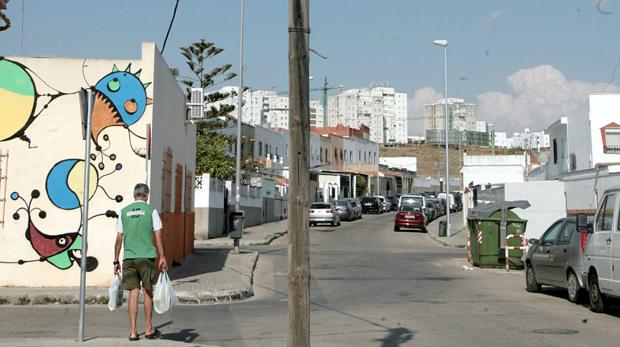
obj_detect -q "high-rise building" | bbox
[328,86,408,144]
[207,86,323,130]
[424,98,476,132]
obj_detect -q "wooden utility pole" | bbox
[287,0,310,346]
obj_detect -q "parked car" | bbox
[361,197,382,214]
[525,217,587,303]
[424,201,436,222]
[578,187,620,312]
[399,194,425,213]
[394,204,426,232]
[309,202,340,226]
[438,193,457,212]
[334,200,354,221]
[430,198,445,217]
[344,198,362,220]
[374,195,389,212]
[386,196,399,211]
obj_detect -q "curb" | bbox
[0,252,263,306]
[426,231,467,249]
[175,251,260,304]
[246,230,288,246]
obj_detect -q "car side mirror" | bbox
[528,238,538,245]
[576,213,593,233]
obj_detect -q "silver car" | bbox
[335,200,354,221]
[525,217,587,303]
[309,202,341,227]
[344,198,363,220]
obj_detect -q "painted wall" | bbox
[0,43,194,286]
[589,94,620,167]
[462,154,526,189]
[504,181,566,240]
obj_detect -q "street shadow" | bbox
[536,287,620,317]
[167,249,228,281]
[159,328,200,343]
[376,327,415,347]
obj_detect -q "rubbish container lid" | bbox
[467,200,530,219]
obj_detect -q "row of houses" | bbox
[194,123,416,239]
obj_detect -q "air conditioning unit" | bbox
[187,88,204,122]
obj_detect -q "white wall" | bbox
[589,94,620,167]
[504,181,566,240]
[462,154,525,189]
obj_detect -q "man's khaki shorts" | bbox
[122,258,156,290]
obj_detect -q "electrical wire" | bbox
[160,0,180,54]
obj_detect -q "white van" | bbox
[578,187,620,312]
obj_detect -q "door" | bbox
[587,193,616,292]
[611,194,620,293]
[532,221,564,283]
[547,222,575,285]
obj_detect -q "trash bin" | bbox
[229,211,245,239]
[467,201,529,269]
[438,221,447,237]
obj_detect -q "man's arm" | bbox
[113,233,123,274]
[154,229,168,272]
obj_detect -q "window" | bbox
[264,143,268,157]
[340,149,343,161]
[553,139,558,164]
[320,147,323,162]
[596,194,616,231]
[541,222,563,246]
[557,222,575,245]
[334,149,338,160]
[258,141,263,157]
[349,151,352,163]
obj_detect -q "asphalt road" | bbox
[2,212,620,346]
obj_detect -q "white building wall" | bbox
[589,94,620,167]
[461,154,526,189]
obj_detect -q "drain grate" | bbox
[531,329,579,335]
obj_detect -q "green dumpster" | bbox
[467,201,529,269]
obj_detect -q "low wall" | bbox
[195,207,226,240]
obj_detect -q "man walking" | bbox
[114,183,167,341]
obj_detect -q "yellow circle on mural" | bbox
[0,59,36,142]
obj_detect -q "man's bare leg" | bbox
[128,288,140,338]
[143,288,154,335]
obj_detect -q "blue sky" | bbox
[1,0,619,134]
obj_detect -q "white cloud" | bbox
[487,9,504,23]
[477,65,620,132]
[407,87,443,135]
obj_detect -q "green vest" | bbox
[121,201,157,260]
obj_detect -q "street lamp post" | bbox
[234,0,245,253]
[433,39,450,237]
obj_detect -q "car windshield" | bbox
[311,203,330,209]
[401,197,423,207]
[362,198,375,203]
[399,205,421,212]
[335,201,348,206]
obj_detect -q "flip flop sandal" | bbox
[145,329,161,339]
[128,335,139,341]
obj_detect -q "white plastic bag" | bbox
[153,271,176,314]
[108,274,123,311]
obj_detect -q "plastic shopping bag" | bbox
[108,274,123,311]
[153,271,176,314]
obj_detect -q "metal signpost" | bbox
[78,88,93,342]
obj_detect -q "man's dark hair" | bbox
[134,183,150,197]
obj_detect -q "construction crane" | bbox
[276,77,343,127]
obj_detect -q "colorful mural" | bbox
[91,64,152,161]
[1,60,152,273]
[10,190,99,271]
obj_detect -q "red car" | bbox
[394,205,426,232]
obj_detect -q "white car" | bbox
[374,195,389,212]
[579,187,620,312]
[309,202,341,227]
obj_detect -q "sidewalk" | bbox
[0,248,258,306]
[195,219,288,247]
[426,211,468,248]
[0,338,216,347]
[0,220,291,306]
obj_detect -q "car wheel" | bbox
[526,265,541,293]
[567,271,582,303]
[589,272,608,313]
[394,226,400,231]
[421,227,427,233]
[330,221,335,226]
